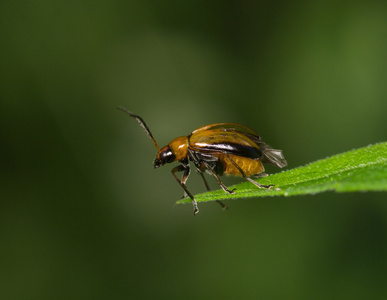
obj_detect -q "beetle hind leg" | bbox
[245,177,274,189]
[252,173,268,178]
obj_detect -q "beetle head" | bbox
[154,145,176,168]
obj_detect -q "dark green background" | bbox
[1,1,387,299]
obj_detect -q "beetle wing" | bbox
[190,123,287,169]
[189,129,262,160]
[191,123,261,146]
[257,141,288,168]
[192,123,259,137]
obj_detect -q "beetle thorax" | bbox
[169,136,188,161]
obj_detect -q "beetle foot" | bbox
[226,188,237,194]
[219,185,236,194]
[193,207,199,215]
[216,200,228,210]
[265,184,275,189]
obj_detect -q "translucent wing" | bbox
[257,141,288,168]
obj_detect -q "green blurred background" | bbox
[1,1,387,299]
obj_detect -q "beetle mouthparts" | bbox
[153,158,162,168]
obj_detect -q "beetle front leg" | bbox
[179,165,191,199]
[171,164,199,215]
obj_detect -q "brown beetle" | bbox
[119,107,287,215]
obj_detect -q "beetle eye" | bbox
[160,147,175,163]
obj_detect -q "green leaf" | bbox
[176,142,387,205]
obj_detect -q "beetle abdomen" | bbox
[222,154,264,177]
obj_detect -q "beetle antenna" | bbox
[117,106,160,151]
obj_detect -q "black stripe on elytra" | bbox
[191,142,262,159]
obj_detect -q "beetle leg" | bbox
[180,167,191,199]
[198,171,228,210]
[252,173,268,178]
[171,164,199,215]
[202,162,237,194]
[226,154,274,189]
[245,177,274,189]
[198,171,210,190]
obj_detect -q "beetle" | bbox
[118,107,287,215]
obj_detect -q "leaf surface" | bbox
[177,142,387,204]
